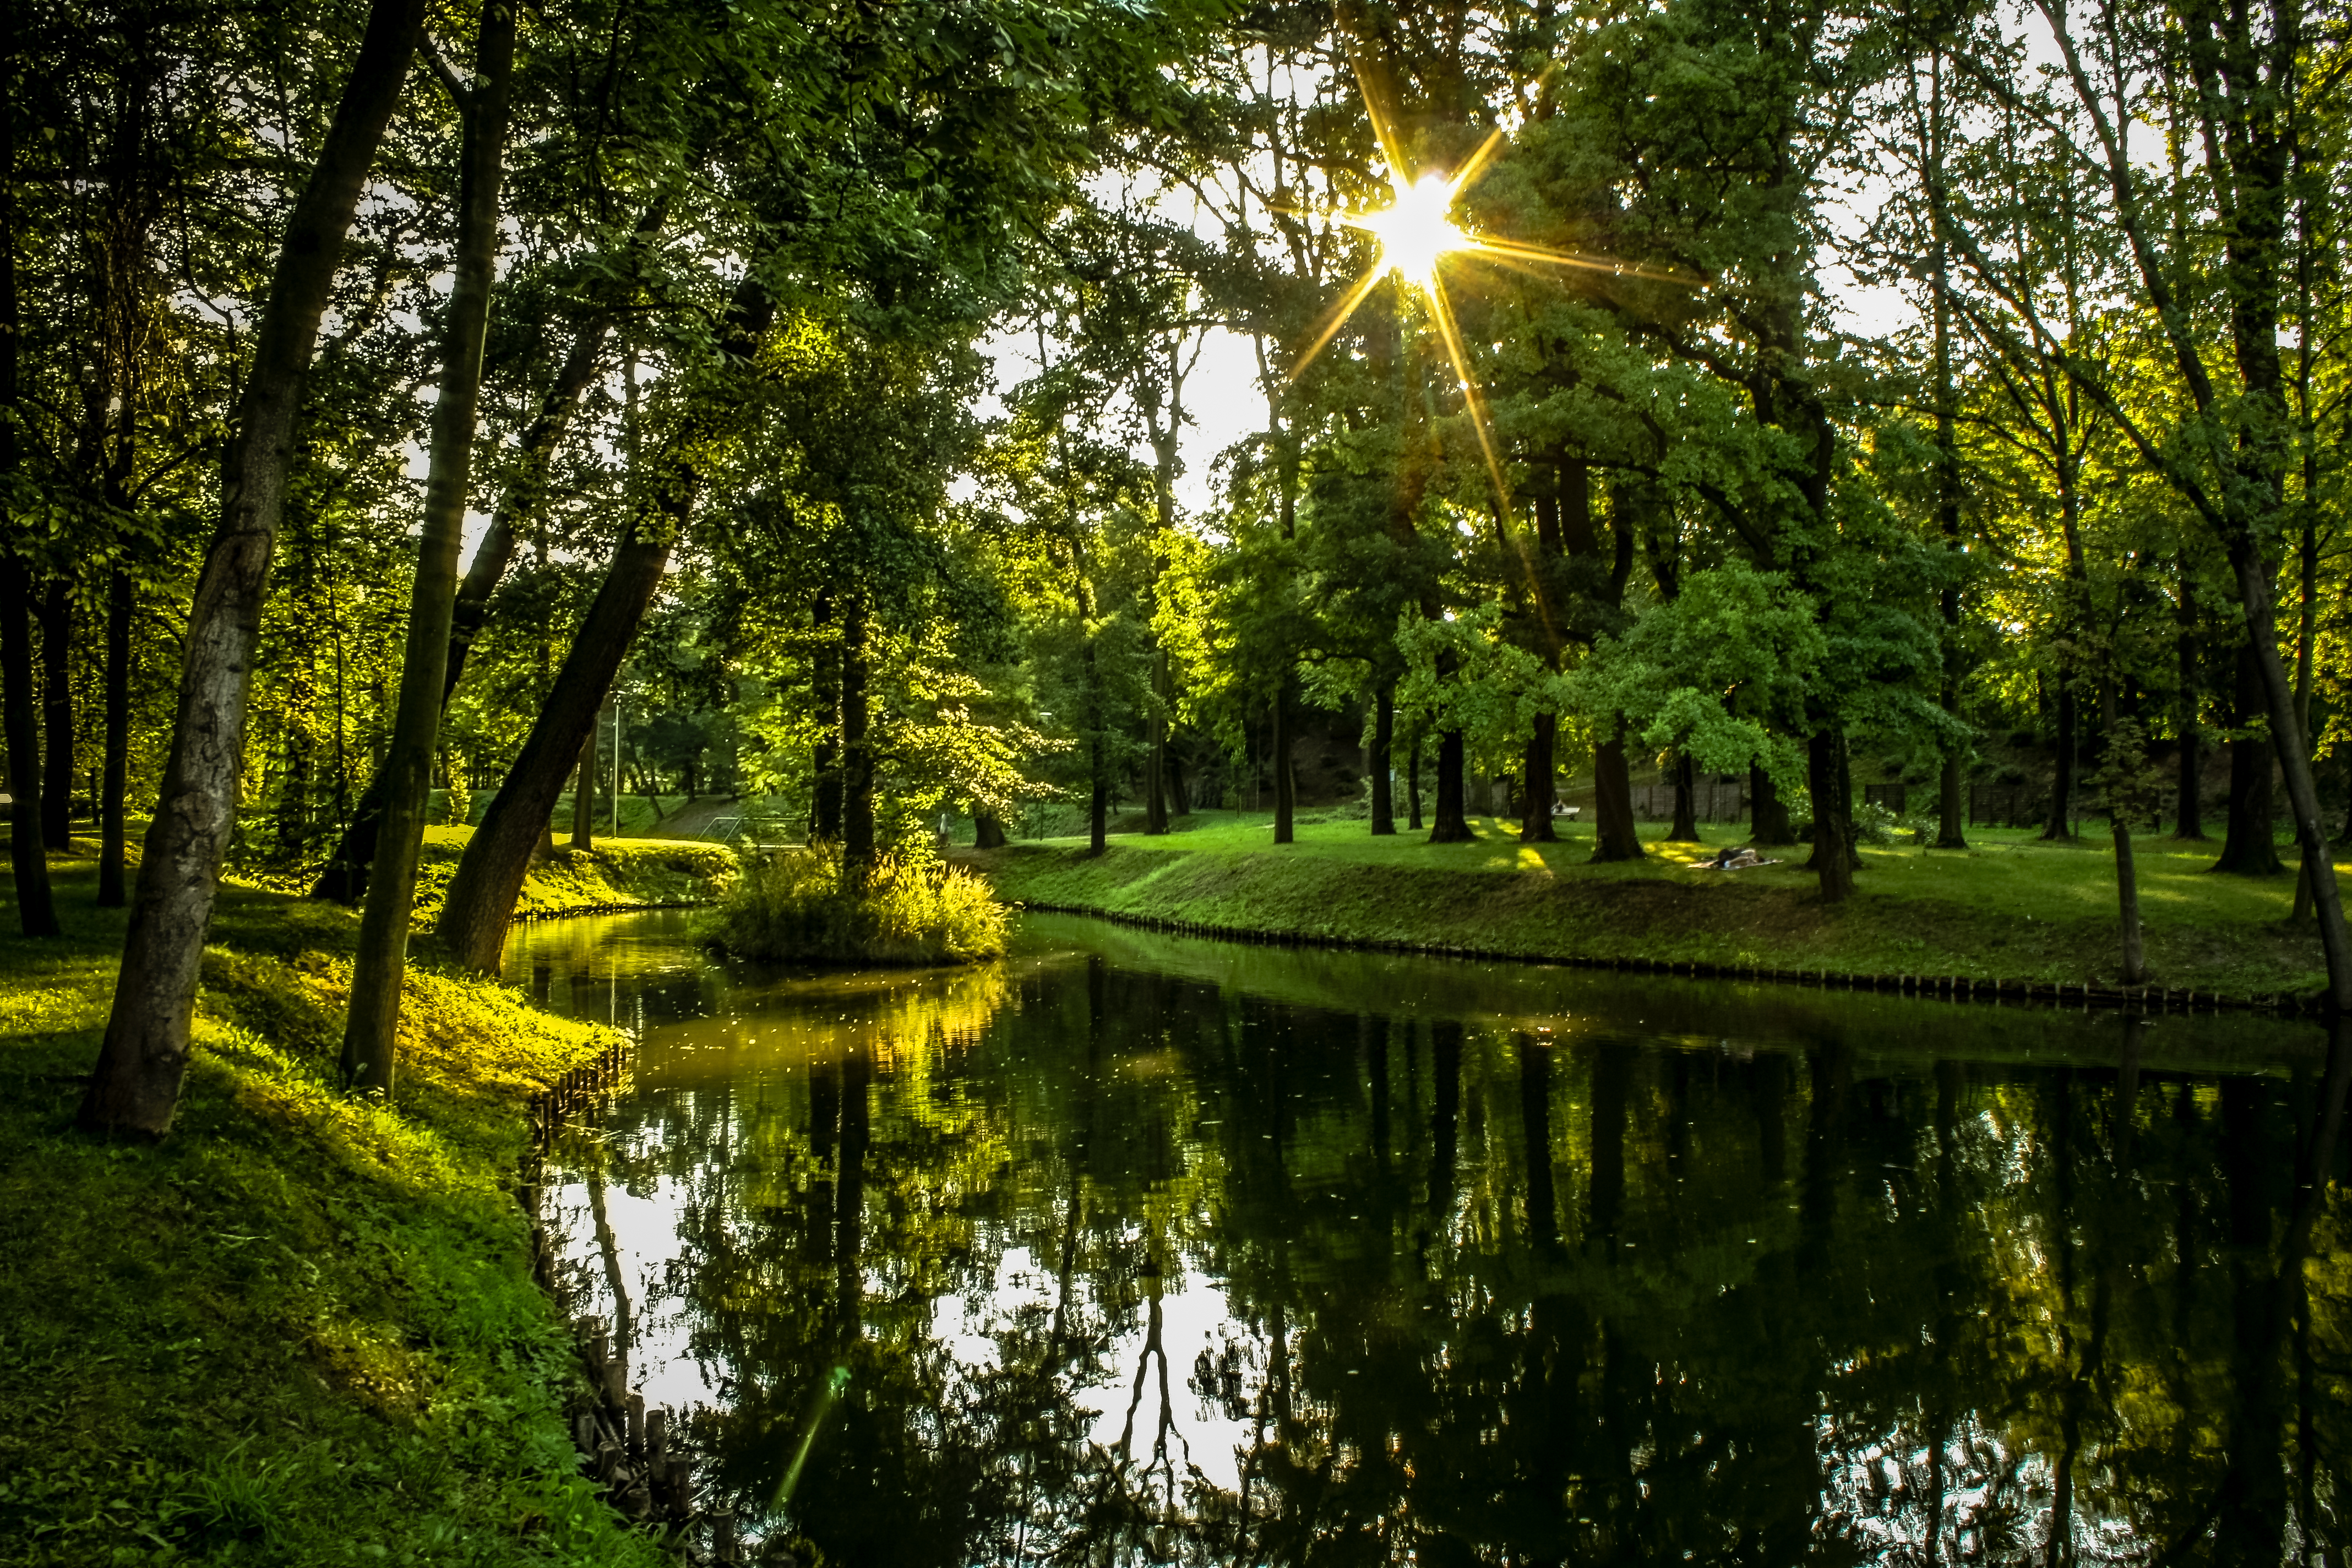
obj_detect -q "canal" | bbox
[503,907,2351,1565]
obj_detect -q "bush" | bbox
[706,845,1009,965]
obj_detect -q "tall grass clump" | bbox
[707,845,1009,964]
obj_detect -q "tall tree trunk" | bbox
[972,810,1007,850]
[1589,733,1642,862]
[0,20,50,937]
[1520,713,1557,843]
[1369,680,1396,835]
[1145,649,1169,835]
[1808,728,1854,903]
[310,308,615,900]
[1271,677,1294,844]
[82,0,425,1136]
[1666,751,1698,842]
[1407,731,1423,831]
[37,580,72,849]
[0,559,58,937]
[98,570,130,906]
[2215,641,2284,875]
[840,594,874,871]
[1428,729,1472,843]
[2044,676,2077,841]
[342,2,514,1096]
[1750,763,1794,845]
[2177,563,2204,839]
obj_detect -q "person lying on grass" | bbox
[1694,845,1779,870]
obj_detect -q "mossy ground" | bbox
[968,814,2339,998]
[0,852,665,1567]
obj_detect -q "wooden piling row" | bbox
[526,1037,634,1155]
[1011,901,2325,1021]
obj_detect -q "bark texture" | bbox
[342,1,514,1095]
[1519,714,1557,843]
[1589,736,1642,862]
[1369,681,1395,835]
[2215,642,2284,875]
[1428,729,1472,842]
[83,0,425,1136]
[0,559,58,937]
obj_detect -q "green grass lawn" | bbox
[969,814,2338,998]
[0,855,659,1566]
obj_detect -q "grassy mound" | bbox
[0,861,662,1567]
[968,816,2338,997]
[706,846,1008,965]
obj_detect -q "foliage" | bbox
[707,846,1008,966]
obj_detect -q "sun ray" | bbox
[1420,279,1513,519]
[1445,123,1510,202]
[1286,266,1389,383]
[1462,236,1693,285]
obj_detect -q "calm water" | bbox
[504,910,2352,1566]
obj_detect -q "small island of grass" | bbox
[706,846,1009,965]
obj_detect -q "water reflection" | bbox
[504,912,2352,1565]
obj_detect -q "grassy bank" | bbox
[230,829,737,924]
[0,859,661,1567]
[969,815,2339,999]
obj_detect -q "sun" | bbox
[1357,173,1468,290]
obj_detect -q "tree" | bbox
[80,0,426,1137]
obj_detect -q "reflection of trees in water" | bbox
[592,956,2352,1567]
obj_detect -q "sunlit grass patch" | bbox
[973,818,2334,996]
[0,861,665,1566]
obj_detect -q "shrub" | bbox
[706,845,1008,965]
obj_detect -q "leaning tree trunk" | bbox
[311,308,613,901]
[1589,733,1643,862]
[437,532,669,971]
[0,558,58,937]
[2215,641,2284,875]
[341,0,514,1097]
[1428,729,1472,843]
[37,579,72,850]
[1370,680,1396,835]
[1520,713,1557,843]
[81,0,424,1137]
[98,570,130,906]
[1666,752,1699,842]
[2229,544,2352,1009]
[433,274,772,973]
